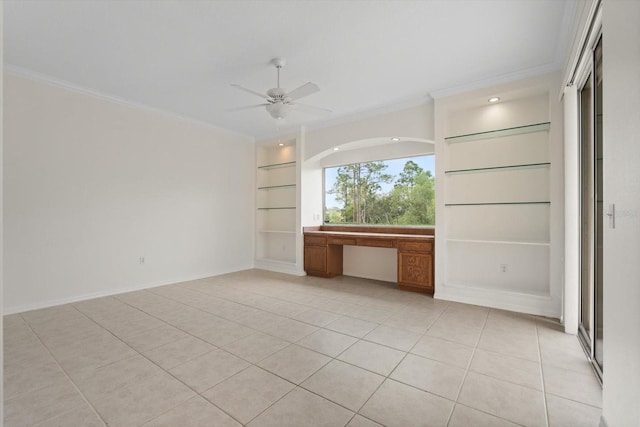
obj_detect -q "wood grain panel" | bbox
[328,237,357,246]
[398,252,433,291]
[304,245,326,274]
[357,238,395,248]
[305,235,327,245]
[398,240,433,253]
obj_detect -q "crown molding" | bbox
[429,62,560,100]
[4,64,254,142]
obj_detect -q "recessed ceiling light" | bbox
[333,147,340,151]
[278,143,284,147]
[488,97,500,103]
[391,137,400,142]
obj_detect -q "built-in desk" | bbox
[303,225,435,294]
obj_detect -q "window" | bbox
[324,155,435,226]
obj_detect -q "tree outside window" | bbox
[325,155,435,226]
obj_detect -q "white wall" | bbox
[304,103,434,161]
[434,73,564,318]
[3,73,255,313]
[601,1,640,425]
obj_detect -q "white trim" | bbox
[429,62,559,99]
[254,258,305,276]
[435,283,560,318]
[3,64,254,141]
[562,1,602,88]
[3,266,253,315]
[562,1,602,335]
[563,84,580,334]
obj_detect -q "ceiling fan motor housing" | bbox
[266,102,290,120]
[266,87,288,100]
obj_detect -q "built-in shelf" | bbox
[259,230,296,234]
[257,207,296,210]
[257,184,296,190]
[445,162,550,174]
[446,238,550,246]
[445,122,550,144]
[445,201,550,207]
[257,161,296,170]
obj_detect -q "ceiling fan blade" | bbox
[292,102,332,115]
[287,82,320,100]
[230,84,270,100]
[225,104,269,112]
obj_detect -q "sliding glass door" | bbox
[578,36,603,378]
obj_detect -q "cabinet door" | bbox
[304,245,327,275]
[398,252,433,291]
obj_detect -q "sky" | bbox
[324,154,435,209]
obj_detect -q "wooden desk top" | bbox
[303,225,435,241]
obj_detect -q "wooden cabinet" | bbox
[303,226,434,294]
[397,239,434,293]
[304,245,327,275]
[304,234,342,277]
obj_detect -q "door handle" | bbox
[606,204,615,229]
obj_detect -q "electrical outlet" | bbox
[140,257,145,265]
[500,264,508,273]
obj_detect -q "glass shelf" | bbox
[445,162,550,174]
[445,122,550,144]
[257,207,296,210]
[445,201,550,207]
[257,161,296,170]
[257,184,296,190]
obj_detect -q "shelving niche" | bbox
[443,122,551,296]
[255,139,299,270]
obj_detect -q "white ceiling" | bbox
[4,0,574,140]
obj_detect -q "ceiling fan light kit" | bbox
[229,57,331,121]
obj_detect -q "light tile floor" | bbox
[3,270,603,427]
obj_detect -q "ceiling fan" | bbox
[228,58,331,120]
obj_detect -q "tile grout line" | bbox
[17,311,109,427]
[536,320,551,427]
[67,304,227,426]
[353,298,454,424]
[69,302,254,427]
[130,278,489,425]
[444,304,490,426]
[445,308,538,427]
[113,291,368,425]
[56,302,238,426]
[9,272,558,427]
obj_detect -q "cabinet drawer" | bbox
[305,235,327,245]
[357,238,395,248]
[398,240,433,253]
[328,237,357,246]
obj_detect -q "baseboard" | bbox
[254,259,305,276]
[435,282,561,318]
[3,265,253,315]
